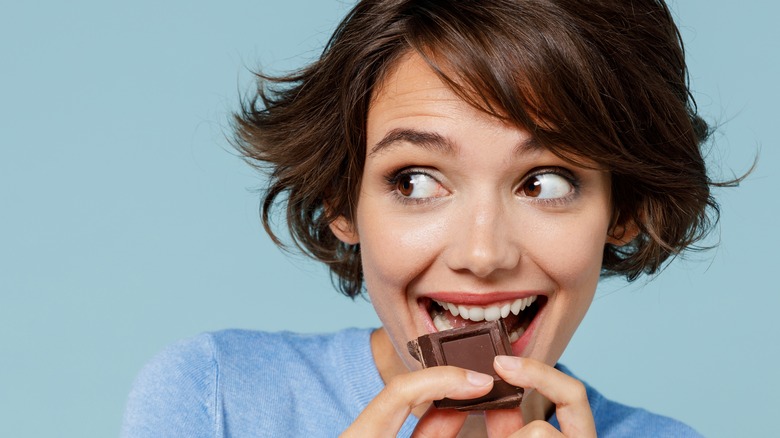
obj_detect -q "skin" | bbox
[332,53,627,437]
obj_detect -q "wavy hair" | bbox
[235,0,728,298]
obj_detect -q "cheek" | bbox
[555,227,605,288]
[523,210,609,361]
[528,211,609,295]
[357,210,447,304]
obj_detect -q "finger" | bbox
[341,366,493,438]
[412,405,469,438]
[485,407,524,438]
[507,420,563,438]
[494,356,596,438]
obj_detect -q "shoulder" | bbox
[121,328,378,438]
[207,327,365,363]
[205,328,374,384]
[553,364,704,438]
[121,333,220,438]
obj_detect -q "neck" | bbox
[370,327,555,434]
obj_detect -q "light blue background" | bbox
[1,1,776,437]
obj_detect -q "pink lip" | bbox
[418,299,438,334]
[423,291,543,305]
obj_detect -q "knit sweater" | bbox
[121,328,702,437]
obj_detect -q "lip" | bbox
[416,291,548,356]
[424,291,543,305]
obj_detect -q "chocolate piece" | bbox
[407,320,523,410]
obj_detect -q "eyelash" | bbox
[384,166,581,206]
[519,167,580,207]
[384,167,441,205]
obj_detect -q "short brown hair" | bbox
[234,0,724,298]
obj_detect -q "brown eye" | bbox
[522,176,542,197]
[519,173,572,199]
[397,174,414,197]
[392,172,448,200]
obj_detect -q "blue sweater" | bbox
[121,328,702,437]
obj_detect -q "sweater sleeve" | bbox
[121,334,220,438]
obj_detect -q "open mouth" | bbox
[424,296,546,343]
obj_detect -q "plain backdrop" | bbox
[1,1,777,436]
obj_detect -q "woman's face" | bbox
[332,53,614,371]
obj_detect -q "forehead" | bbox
[368,53,507,139]
[370,54,466,119]
[365,51,604,172]
[365,53,554,177]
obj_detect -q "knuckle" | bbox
[384,371,434,406]
[570,380,588,404]
[384,374,411,399]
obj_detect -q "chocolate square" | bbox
[407,320,524,410]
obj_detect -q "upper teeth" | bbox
[433,296,537,323]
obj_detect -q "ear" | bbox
[329,215,360,245]
[606,218,640,246]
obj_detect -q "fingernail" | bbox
[466,371,493,387]
[494,355,520,371]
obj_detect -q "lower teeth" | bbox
[432,313,453,331]
[508,327,524,343]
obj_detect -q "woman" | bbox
[123,1,719,436]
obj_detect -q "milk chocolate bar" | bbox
[407,320,524,410]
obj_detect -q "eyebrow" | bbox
[369,127,542,157]
[369,128,457,157]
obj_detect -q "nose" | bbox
[444,198,521,278]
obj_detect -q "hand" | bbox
[340,365,494,438]
[340,356,596,438]
[485,356,596,438]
